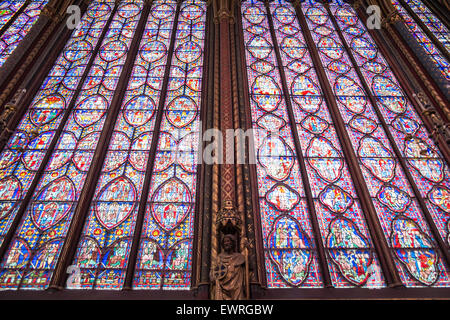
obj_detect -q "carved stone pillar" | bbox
[210,0,249,300]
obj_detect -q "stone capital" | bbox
[213,0,236,24]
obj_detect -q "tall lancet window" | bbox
[391,0,449,81]
[0,0,207,291]
[241,0,450,289]
[0,0,49,67]
[306,0,450,287]
[0,1,26,28]
[0,0,139,290]
[241,0,385,289]
[399,0,449,50]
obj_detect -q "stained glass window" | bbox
[0,0,26,29]
[391,0,449,81]
[401,0,449,50]
[71,0,179,290]
[133,0,206,290]
[0,0,49,68]
[241,1,322,288]
[241,0,386,288]
[0,0,113,288]
[0,0,142,290]
[0,0,206,291]
[0,0,448,295]
[304,0,450,287]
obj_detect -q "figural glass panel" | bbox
[242,0,387,288]
[403,0,449,50]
